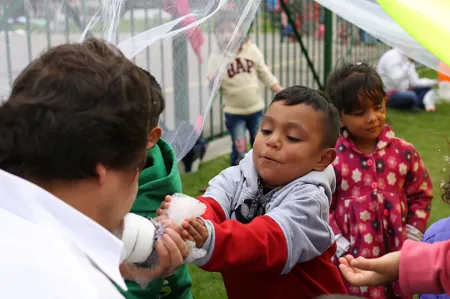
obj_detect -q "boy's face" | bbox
[340,97,386,144]
[215,21,241,50]
[253,101,335,189]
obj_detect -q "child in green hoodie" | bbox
[118,70,193,299]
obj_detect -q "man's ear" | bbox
[95,163,108,185]
[146,127,162,150]
[313,148,337,171]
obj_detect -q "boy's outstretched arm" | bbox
[195,184,334,275]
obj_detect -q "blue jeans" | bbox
[225,110,263,166]
[387,87,431,110]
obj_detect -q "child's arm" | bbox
[407,63,437,88]
[399,240,450,295]
[157,168,237,224]
[253,45,283,93]
[339,240,450,296]
[194,184,334,274]
[404,147,433,235]
[206,53,224,92]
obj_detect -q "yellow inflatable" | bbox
[378,0,450,66]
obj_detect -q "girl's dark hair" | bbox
[326,61,386,114]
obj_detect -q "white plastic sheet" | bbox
[1,0,261,159]
[314,0,450,76]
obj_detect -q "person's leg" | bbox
[412,87,432,109]
[245,110,264,149]
[225,113,247,166]
[387,91,419,110]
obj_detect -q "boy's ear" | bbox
[313,148,337,171]
[146,127,162,150]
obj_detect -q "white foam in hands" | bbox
[167,193,207,227]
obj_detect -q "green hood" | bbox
[119,139,192,299]
[131,139,182,217]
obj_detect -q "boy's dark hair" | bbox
[140,68,165,127]
[326,62,386,114]
[271,86,340,148]
[0,38,161,181]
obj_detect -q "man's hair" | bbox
[0,38,161,181]
[271,86,340,148]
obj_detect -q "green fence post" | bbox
[324,8,332,89]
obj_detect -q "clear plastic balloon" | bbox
[0,0,261,160]
[314,0,450,76]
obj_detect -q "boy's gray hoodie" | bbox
[195,150,336,274]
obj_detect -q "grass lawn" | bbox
[181,70,450,299]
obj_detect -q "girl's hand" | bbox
[338,252,400,286]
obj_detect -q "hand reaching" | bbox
[120,228,189,280]
[338,252,400,287]
[181,217,209,248]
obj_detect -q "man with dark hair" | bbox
[0,38,188,298]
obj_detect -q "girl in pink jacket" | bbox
[325,62,434,298]
[338,239,450,296]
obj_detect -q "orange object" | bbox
[438,61,450,82]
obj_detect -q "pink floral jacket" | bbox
[330,125,433,298]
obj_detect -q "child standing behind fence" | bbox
[326,62,433,298]
[207,8,283,166]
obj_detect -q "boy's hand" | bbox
[181,217,208,248]
[338,252,400,287]
[156,195,173,216]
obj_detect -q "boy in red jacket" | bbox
[159,86,347,299]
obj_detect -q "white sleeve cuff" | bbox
[192,219,215,267]
[335,235,351,258]
[406,224,423,241]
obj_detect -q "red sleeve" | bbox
[197,196,227,224]
[404,148,433,232]
[200,214,288,274]
[400,240,450,295]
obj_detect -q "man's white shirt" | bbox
[0,169,127,298]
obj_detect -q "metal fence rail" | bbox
[1,0,390,141]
